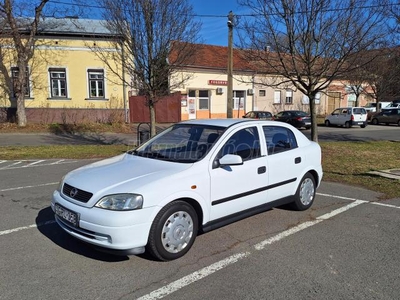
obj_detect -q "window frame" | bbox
[274,90,281,104]
[87,69,105,99]
[285,89,293,104]
[11,67,30,98]
[198,90,209,110]
[233,90,245,110]
[49,68,68,98]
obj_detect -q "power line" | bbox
[47,0,400,18]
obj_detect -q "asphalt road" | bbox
[0,123,399,147]
[0,159,399,300]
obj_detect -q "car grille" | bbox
[62,183,93,203]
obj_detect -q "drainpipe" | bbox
[121,40,128,123]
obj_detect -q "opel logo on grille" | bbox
[69,188,78,198]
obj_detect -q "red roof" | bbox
[169,42,254,72]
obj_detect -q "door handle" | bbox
[258,166,266,174]
[295,157,301,164]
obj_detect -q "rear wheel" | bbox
[371,118,379,125]
[398,120,400,126]
[291,173,316,211]
[324,120,330,127]
[147,201,198,261]
[360,124,366,128]
[344,121,350,128]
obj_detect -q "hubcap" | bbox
[161,211,194,253]
[299,178,315,206]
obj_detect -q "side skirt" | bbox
[201,195,294,233]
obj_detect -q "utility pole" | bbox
[227,11,234,118]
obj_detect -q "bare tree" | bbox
[238,0,389,141]
[0,0,51,127]
[95,0,201,136]
[362,48,400,107]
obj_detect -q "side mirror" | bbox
[219,154,243,167]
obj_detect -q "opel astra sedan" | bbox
[52,119,323,261]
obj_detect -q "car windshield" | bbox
[131,124,225,163]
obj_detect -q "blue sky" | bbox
[45,0,245,46]
[189,0,242,46]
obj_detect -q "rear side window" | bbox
[263,126,298,155]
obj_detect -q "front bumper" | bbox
[51,190,155,253]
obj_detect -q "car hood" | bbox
[63,153,192,199]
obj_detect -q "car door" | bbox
[263,125,302,201]
[329,108,341,125]
[209,126,269,221]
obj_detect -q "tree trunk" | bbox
[16,95,27,127]
[149,103,156,137]
[309,95,318,142]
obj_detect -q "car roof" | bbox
[179,118,274,128]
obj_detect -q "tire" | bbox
[371,118,379,125]
[398,120,400,127]
[360,124,366,128]
[291,173,316,211]
[324,120,330,127]
[344,121,350,128]
[147,201,198,261]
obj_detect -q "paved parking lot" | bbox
[1,159,399,299]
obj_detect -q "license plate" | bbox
[55,204,79,227]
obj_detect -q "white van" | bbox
[325,107,368,128]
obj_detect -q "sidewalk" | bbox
[0,123,173,147]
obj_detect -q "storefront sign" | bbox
[208,80,228,86]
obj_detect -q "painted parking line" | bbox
[0,182,58,192]
[0,220,56,236]
[0,159,78,170]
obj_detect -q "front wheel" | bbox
[325,120,330,127]
[291,173,316,211]
[147,201,198,261]
[371,118,379,125]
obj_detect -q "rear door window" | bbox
[263,126,298,155]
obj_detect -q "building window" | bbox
[233,90,245,110]
[11,67,30,98]
[285,89,293,104]
[49,68,67,98]
[198,90,209,110]
[274,90,281,104]
[188,90,196,97]
[88,69,105,98]
[259,90,266,97]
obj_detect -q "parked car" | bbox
[382,102,400,110]
[325,107,368,128]
[242,110,273,120]
[363,102,391,120]
[52,119,323,261]
[274,110,311,129]
[371,108,400,126]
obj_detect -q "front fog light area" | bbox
[95,194,143,211]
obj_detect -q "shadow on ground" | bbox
[36,206,129,262]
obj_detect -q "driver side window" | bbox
[218,127,261,161]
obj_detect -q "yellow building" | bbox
[0,18,127,123]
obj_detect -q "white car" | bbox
[52,119,323,261]
[325,107,368,128]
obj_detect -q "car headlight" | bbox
[95,194,143,211]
